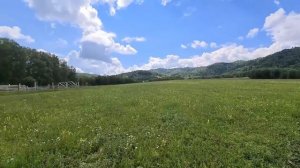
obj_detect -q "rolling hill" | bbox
[118,47,300,80]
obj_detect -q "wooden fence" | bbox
[0,81,79,92]
[0,84,49,92]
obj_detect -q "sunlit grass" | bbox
[0,79,299,167]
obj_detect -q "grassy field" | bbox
[0,79,299,167]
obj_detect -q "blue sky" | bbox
[1,0,300,75]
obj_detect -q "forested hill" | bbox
[203,47,300,77]
[0,38,76,86]
[119,47,300,80]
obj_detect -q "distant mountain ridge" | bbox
[118,47,300,80]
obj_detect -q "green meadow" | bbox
[0,79,299,167]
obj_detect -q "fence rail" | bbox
[0,81,79,92]
[58,81,79,88]
[0,85,25,91]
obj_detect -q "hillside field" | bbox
[0,79,299,167]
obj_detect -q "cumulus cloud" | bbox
[65,50,126,75]
[129,8,300,72]
[80,29,137,59]
[191,40,208,48]
[122,36,146,43]
[246,28,259,38]
[264,8,300,48]
[99,0,143,16]
[130,43,283,71]
[181,40,218,49]
[78,40,286,74]
[0,26,35,43]
[25,0,102,32]
[24,3,300,75]
[132,55,183,70]
[134,45,248,69]
[25,0,137,63]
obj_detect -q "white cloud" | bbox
[191,40,208,48]
[180,44,187,49]
[264,8,300,48]
[181,41,219,49]
[122,36,146,43]
[24,3,300,75]
[109,42,137,55]
[0,26,35,43]
[80,29,137,58]
[99,0,143,16]
[130,43,283,71]
[161,0,172,6]
[246,28,259,38]
[66,42,269,74]
[116,0,135,9]
[65,50,126,75]
[25,0,137,63]
[274,0,280,5]
[128,8,300,72]
[182,40,211,49]
[25,0,102,32]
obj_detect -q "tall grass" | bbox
[0,79,299,167]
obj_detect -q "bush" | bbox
[22,76,36,87]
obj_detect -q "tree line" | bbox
[248,68,300,79]
[78,75,135,86]
[0,38,76,86]
[77,71,185,86]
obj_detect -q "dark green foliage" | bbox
[246,48,300,69]
[248,68,300,79]
[150,67,206,77]
[77,71,184,86]
[0,38,76,85]
[118,70,161,81]
[22,76,36,87]
[94,75,135,85]
[77,74,135,86]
